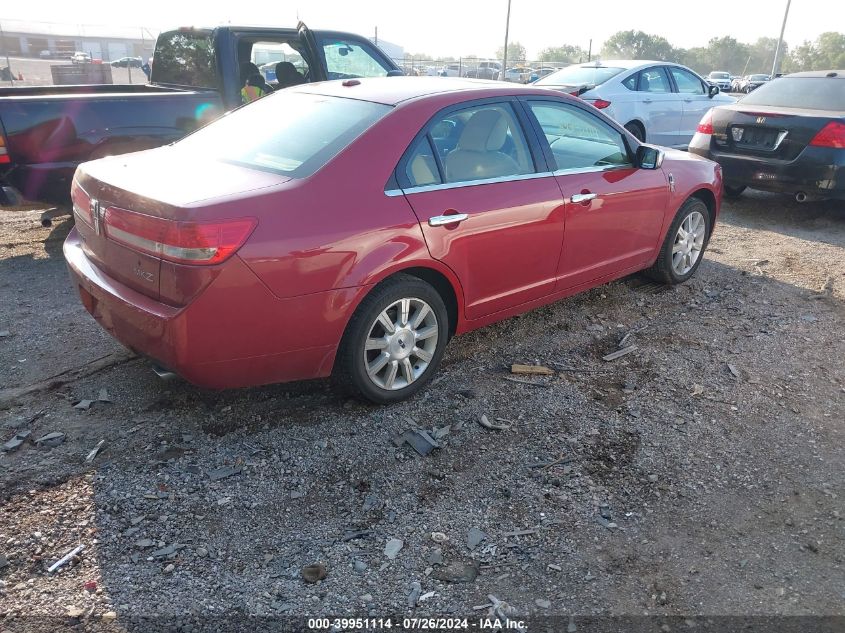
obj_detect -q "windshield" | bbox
[740,77,845,110]
[535,65,625,87]
[710,72,730,79]
[175,92,391,177]
[750,75,769,81]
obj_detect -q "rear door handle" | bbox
[571,193,597,203]
[642,98,653,104]
[684,98,693,103]
[428,213,468,227]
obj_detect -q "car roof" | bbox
[785,70,844,78]
[566,59,664,69]
[291,76,571,106]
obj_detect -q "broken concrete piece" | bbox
[74,400,94,410]
[97,388,112,403]
[3,430,31,452]
[510,364,555,376]
[602,346,638,362]
[151,544,183,558]
[384,538,404,559]
[467,527,487,549]
[35,432,65,448]
[408,581,422,608]
[208,466,242,481]
[727,363,741,378]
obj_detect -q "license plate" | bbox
[732,126,779,149]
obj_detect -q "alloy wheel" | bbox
[363,297,439,391]
[671,210,706,276]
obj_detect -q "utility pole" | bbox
[501,0,512,80]
[587,39,592,62]
[0,22,14,85]
[771,0,791,77]
[374,26,378,47]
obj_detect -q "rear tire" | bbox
[624,122,645,142]
[647,197,712,285]
[334,274,449,404]
[723,184,746,199]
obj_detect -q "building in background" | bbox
[0,20,155,61]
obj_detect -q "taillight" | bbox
[103,207,256,265]
[809,121,845,148]
[0,133,9,164]
[591,99,611,109]
[70,181,94,227]
[697,109,714,134]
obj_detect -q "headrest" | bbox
[457,109,509,152]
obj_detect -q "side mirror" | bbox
[708,84,720,98]
[386,69,404,77]
[636,144,664,170]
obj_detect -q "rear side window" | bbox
[404,138,442,187]
[151,30,218,88]
[741,77,844,110]
[175,92,391,178]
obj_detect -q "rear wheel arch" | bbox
[624,120,646,142]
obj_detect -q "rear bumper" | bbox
[64,227,360,389]
[689,133,845,199]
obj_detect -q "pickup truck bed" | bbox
[0,85,221,203]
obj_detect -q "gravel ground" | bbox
[0,191,843,630]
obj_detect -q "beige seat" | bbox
[409,152,439,186]
[444,109,521,183]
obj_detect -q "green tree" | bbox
[703,36,750,74]
[538,45,586,64]
[782,32,845,72]
[677,47,709,74]
[496,42,528,64]
[748,37,782,75]
[601,30,675,61]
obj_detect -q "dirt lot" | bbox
[0,192,843,630]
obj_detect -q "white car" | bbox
[438,63,463,77]
[534,60,736,148]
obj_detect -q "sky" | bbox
[2,0,842,59]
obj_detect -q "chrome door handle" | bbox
[642,98,653,104]
[428,213,468,227]
[570,193,597,203]
[684,98,693,102]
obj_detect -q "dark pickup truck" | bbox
[0,23,400,212]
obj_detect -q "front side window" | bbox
[669,66,706,94]
[527,101,631,171]
[175,92,391,178]
[320,39,392,79]
[422,103,535,185]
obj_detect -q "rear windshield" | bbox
[174,92,391,177]
[535,65,625,87]
[151,30,217,89]
[740,77,845,110]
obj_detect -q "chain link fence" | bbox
[389,57,576,82]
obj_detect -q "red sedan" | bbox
[64,77,722,403]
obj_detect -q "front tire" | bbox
[647,198,712,285]
[335,274,449,404]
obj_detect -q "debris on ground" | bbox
[400,429,439,456]
[602,345,638,362]
[467,527,487,549]
[431,561,479,583]
[431,532,449,544]
[407,580,422,608]
[208,466,242,481]
[73,400,94,410]
[47,544,85,573]
[301,563,327,584]
[84,440,105,463]
[3,430,31,452]
[97,388,112,403]
[478,415,509,431]
[384,538,404,560]
[34,431,65,448]
[727,363,741,379]
[510,364,555,376]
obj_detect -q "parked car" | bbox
[39,50,53,59]
[503,67,533,83]
[534,60,735,147]
[529,67,557,82]
[464,61,501,80]
[438,63,462,77]
[70,51,92,63]
[706,71,732,92]
[0,24,400,208]
[690,70,845,201]
[65,77,722,403]
[740,74,770,92]
[110,56,143,68]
